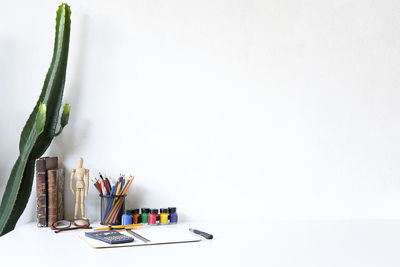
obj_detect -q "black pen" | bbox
[189,228,213,239]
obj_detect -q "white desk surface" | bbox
[1,220,400,267]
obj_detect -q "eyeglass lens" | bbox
[74,219,89,227]
[53,220,71,229]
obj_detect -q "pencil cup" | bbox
[100,195,126,225]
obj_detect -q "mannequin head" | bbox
[78,157,83,168]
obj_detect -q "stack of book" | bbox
[35,156,65,227]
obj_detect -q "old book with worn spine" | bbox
[35,158,47,227]
[56,168,65,220]
[47,169,58,226]
[35,157,58,227]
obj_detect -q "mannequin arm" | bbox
[85,169,89,196]
[70,169,76,194]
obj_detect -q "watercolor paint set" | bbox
[122,207,178,225]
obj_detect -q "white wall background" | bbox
[0,0,400,226]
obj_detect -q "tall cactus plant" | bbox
[0,3,72,236]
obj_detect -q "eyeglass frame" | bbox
[51,219,92,233]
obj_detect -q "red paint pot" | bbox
[149,209,159,225]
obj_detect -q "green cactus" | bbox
[0,3,72,236]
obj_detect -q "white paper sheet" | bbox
[79,227,202,249]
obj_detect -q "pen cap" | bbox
[168,207,176,213]
[132,209,140,214]
[141,208,150,213]
[150,209,159,214]
[160,208,169,213]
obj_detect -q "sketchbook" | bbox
[79,227,202,249]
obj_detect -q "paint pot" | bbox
[168,207,178,224]
[132,209,141,224]
[149,209,159,225]
[141,208,150,224]
[159,208,169,224]
[122,214,133,225]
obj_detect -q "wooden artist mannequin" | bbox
[70,157,89,220]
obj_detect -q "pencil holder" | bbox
[100,195,126,225]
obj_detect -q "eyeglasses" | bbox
[51,219,92,233]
